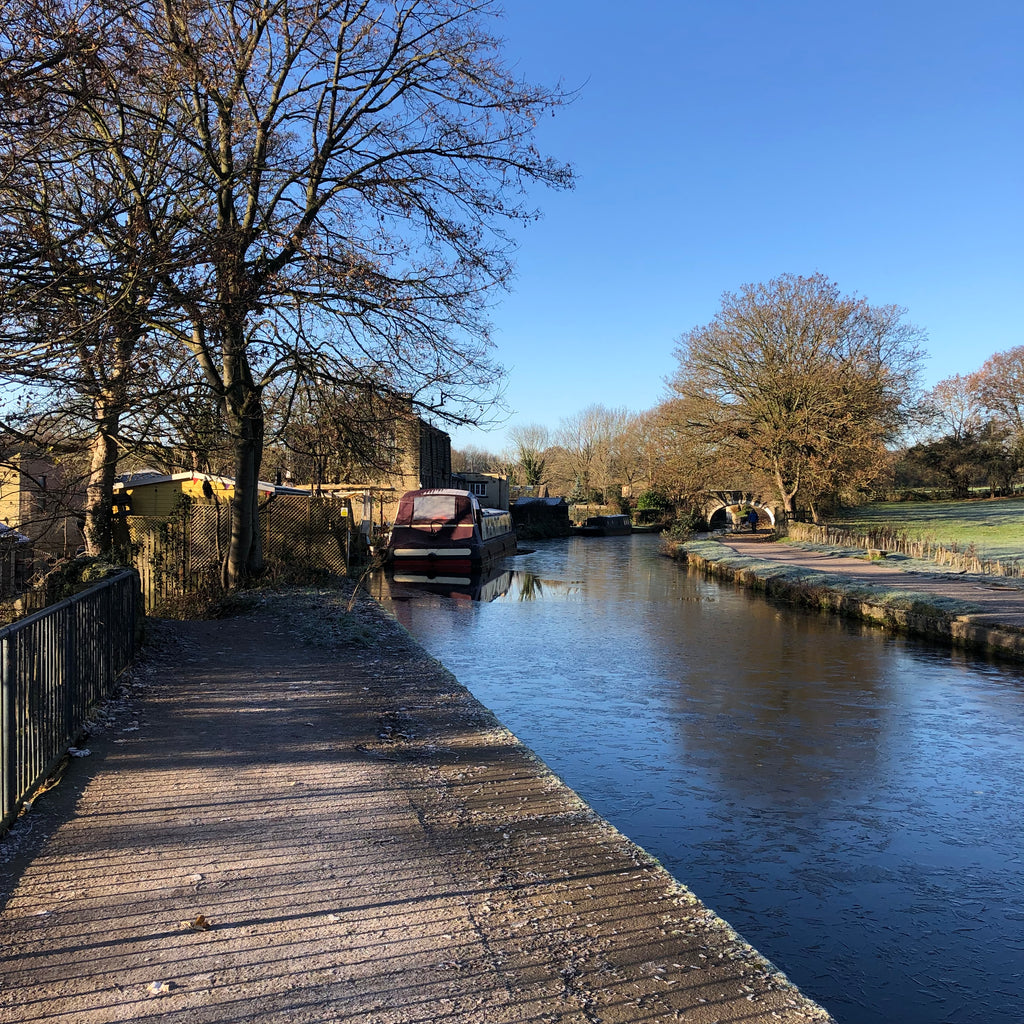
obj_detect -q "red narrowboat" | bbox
[388,488,517,574]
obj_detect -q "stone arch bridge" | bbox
[700,490,779,530]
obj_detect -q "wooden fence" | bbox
[786,521,1024,578]
[1,570,139,834]
[127,495,353,612]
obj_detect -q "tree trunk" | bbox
[773,464,799,516]
[83,402,123,557]
[223,389,265,588]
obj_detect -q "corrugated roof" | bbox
[114,471,275,493]
[513,496,567,507]
[0,522,31,544]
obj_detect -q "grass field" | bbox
[830,498,1024,561]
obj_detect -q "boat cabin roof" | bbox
[395,488,480,524]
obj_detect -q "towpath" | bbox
[720,533,1024,631]
[0,587,832,1024]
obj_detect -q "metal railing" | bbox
[1,570,139,833]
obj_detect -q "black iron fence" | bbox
[0,535,31,599]
[1,569,139,833]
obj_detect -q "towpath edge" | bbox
[0,585,833,1024]
[672,534,1024,661]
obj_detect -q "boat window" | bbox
[412,494,458,523]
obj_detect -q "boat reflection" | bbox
[370,564,585,605]
[378,563,515,603]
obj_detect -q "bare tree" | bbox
[555,405,608,501]
[593,406,634,501]
[906,370,1020,498]
[452,445,501,474]
[555,404,639,503]
[508,423,550,486]
[2,0,571,585]
[646,399,758,504]
[973,346,1024,436]
[133,0,573,585]
[613,410,653,497]
[922,374,984,442]
[667,273,926,519]
[0,0,192,554]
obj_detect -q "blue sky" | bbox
[447,0,1023,454]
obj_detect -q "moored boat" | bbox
[572,514,633,536]
[388,488,517,574]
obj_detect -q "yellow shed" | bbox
[113,472,275,517]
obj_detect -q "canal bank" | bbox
[670,534,1024,661]
[0,585,833,1024]
[380,536,1024,1024]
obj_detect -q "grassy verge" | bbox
[775,537,1024,588]
[829,497,1024,562]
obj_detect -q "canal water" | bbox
[372,534,1024,1024]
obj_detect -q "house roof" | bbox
[114,471,275,494]
[114,471,169,489]
[513,496,568,507]
[0,521,31,544]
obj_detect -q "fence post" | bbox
[64,597,75,743]
[104,576,114,692]
[1,632,14,827]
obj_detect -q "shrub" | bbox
[39,555,125,603]
[636,489,672,514]
[665,507,708,538]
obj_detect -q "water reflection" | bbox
[371,564,515,603]
[373,565,584,605]
[373,534,1024,1024]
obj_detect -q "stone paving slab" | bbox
[0,590,834,1024]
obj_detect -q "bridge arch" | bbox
[702,492,777,530]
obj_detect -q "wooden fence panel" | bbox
[126,497,351,612]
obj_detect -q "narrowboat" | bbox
[572,514,633,536]
[388,488,517,574]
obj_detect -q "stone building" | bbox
[0,453,84,559]
[451,472,510,510]
[320,413,454,535]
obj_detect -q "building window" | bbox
[470,482,488,496]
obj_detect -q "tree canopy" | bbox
[973,346,1024,436]
[1,0,573,583]
[667,273,926,518]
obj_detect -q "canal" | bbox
[372,534,1024,1024]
